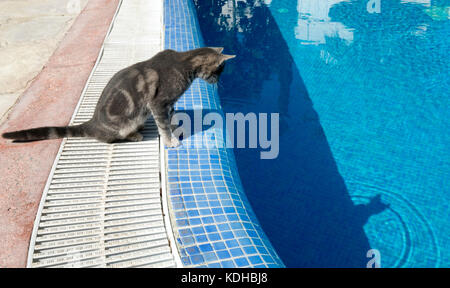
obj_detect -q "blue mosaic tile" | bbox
[181,236,195,245]
[249,255,264,265]
[195,235,208,243]
[207,233,221,242]
[181,257,191,266]
[230,248,244,257]
[221,260,235,268]
[235,257,250,267]
[190,255,205,265]
[212,242,227,251]
[199,243,213,253]
[164,0,284,268]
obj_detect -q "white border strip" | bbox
[159,0,183,268]
[26,0,124,268]
[160,141,183,268]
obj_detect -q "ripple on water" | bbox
[350,183,440,268]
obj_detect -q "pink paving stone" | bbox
[0,0,119,268]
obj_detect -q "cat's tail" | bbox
[2,123,91,142]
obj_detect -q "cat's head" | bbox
[191,47,235,84]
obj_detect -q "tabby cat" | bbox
[2,47,235,147]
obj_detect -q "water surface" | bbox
[194,0,449,267]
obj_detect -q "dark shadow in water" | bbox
[193,0,388,267]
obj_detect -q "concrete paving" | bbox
[0,0,88,123]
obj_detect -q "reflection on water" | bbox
[401,0,431,6]
[194,0,449,267]
[195,0,295,117]
[295,0,354,44]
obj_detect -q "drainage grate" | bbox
[27,0,179,268]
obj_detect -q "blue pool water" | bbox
[193,0,449,267]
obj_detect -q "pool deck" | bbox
[0,0,119,268]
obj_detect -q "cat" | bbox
[2,47,235,147]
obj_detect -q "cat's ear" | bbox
[220,54,236,61]
[210,47,224,53]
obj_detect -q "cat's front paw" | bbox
[163,136,181,148]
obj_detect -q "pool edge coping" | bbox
[162,0,285,268]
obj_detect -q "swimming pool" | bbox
[193,0,449,267]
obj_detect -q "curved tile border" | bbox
[163,0,284,268]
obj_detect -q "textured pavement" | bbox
[0,0,119,268]
[0,0,88,123]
